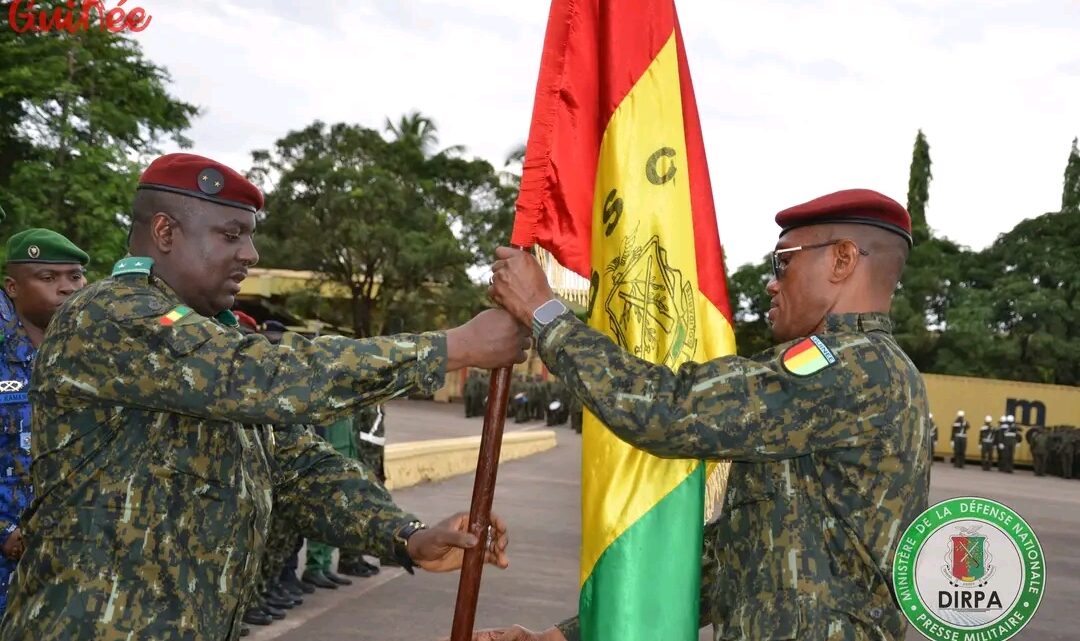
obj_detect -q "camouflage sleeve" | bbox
[555,617,580,641]
[537,314,892,461]
[49,301,446,426]
[270,424,415,562]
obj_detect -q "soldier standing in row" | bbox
[483,189,930,640]
[1027,424,1049,477]
[0,229,89,616]
[952,410,969,468]
[338,403,388,578]
[0,153,522,641]
[929,413,938,461]
[1061,430,1077,479]
[979,415,997,471]
[998,414,1019,474]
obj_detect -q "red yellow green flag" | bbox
[512,1,737,639]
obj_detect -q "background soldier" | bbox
[1027,424,1049,477]
[998,414,1019,473]
[979,415,997,471]
[1061,430,1077,479]
[0,229,88,616]
[929,413,938,461]
[338,403,388,578]
[952,410,970,468]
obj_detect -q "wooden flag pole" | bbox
[448,365,512,641]
[449,244,530,641]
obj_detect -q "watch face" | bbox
[536,300,566,324]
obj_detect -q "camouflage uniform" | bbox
[339,404,387,570]
[0,258,447,641]
[0,292,34,615]
[541,312,930,641]
[1026,426,1049,477]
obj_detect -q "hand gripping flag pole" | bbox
[449,243,530,641]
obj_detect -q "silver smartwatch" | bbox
[532,298,569,337]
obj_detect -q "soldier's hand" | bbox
[408,511,509,573]
[489,246,556,327]
[439,625,566,641]
[2,528,25,560]
[447,309,531,371]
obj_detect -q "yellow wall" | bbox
[926,373,1080,464]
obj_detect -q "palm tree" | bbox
[384,111,464,157]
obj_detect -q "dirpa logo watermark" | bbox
[893,497,1045,641]
[7,0,152,34]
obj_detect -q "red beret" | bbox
[233,310,258,331]
[775,189,912,247]
[137,153,264,213]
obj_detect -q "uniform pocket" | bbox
[717,589,801,640]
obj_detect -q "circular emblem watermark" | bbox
[893,497,1045,641]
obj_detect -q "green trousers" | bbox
[305,416,357,572]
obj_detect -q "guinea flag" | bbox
[512,1,737,639]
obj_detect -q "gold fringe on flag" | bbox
[534,247,591,308]
[534,247,730,524]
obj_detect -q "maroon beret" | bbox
[775,189,913,247]
[137,153,264,213]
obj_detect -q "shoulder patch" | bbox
[111,257,154,277]
[159,305,193,326]
[781,335,837,377]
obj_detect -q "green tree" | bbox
[725,256,774,356]
[0,2,198,274]
[249,118,510,337]
[1062,137,1080,214]
[906,129,932,245]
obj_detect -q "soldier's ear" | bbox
[3,275,16,300]
[150,212,178,253]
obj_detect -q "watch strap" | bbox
[392,519,426,575]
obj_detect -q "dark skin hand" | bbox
[409,512,510,572]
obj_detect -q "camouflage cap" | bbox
[5,228,89,265]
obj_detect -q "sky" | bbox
[133,0,1080,270]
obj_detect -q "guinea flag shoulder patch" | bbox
[781,335,837,377]
[159,305,193,327]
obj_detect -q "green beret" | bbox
[5,228,89,266]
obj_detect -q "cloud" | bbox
[132,0,1080,271]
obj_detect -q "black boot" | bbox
[242,608,272,626]
[324,570,353,586]
[337,559,376,578]
[271,584,303,607]
[362,560,381,575]
[240,623,251,637]
[263,590,294,610]
[281,572,313,595]
[301,569,338,590]
[258,598,287,620]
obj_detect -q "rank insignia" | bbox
[781,336,837,376]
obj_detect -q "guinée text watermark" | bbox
[7,0,152,34]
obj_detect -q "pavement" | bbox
[250,401,1077,641]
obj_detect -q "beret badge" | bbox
[198,168,225,196]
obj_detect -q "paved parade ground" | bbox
[254,400,1077,641]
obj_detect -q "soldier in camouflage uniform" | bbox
[0,229,89,616]
[480,189,929,640]
[1026,424,1049,477]
[338,403,388,577]
[0,154,521,641]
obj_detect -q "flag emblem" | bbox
[781,336,836,376]
[159,305,193,326]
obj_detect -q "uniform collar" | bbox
[144,269,239,328]
[822,312,893,335]
[0,293,36,364]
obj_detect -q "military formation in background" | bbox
[933,409,1080,479]
[464,371,583,433]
